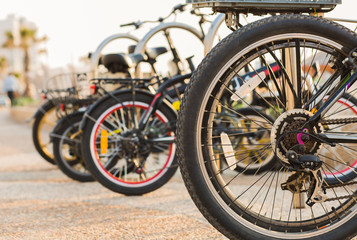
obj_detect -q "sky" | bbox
[0,0,356,69]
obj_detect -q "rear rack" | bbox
[186,0,342,14]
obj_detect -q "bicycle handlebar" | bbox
[172,3,188,13]
[119,4,197,30]
[120,22,138,28]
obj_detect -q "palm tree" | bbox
[3,31,15,48]
[0,57,8,74]
[3,27,47,97]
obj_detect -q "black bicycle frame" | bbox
[137,73,191,143]
[306,70,357,144]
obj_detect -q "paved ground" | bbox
[0,107,226,240]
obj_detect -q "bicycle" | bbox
[48,75,174,182]
[49,4,228,180]
[176,0,357,239]
[49,52,178,181]
[79,73,191,195]
[51,67,190,182]
[72,5,226,187]
[33,23,187,166]
[32,4,192,165]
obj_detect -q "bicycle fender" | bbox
[50,111,85,141]
[33,100,55,119]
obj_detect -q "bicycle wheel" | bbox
[82,92,178,195]
[32,100,57,164]
[177,15,357,239]
[52,111,94,182]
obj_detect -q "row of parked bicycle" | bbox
[30,4,227,195]
[31,1,357,239]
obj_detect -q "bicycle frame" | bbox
[90,33,139,77]
[82,73,191,144]
[203,13,225,55]
[91,5,222,79]
[306,70,357,144]
[137,73,191,133]
[253,37,357,145]
[133,22,204,74]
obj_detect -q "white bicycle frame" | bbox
[90,33,139,78]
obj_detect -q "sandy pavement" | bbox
[0,107,226,240]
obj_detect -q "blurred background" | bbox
[0,0,354,103]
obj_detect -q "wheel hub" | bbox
[121,131,151,158]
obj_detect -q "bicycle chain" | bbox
[320,117,357,125]
[324,180,357,202]
[325,193,357,202]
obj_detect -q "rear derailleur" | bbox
[281,147,327,207]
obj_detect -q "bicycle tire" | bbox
[177,14,357,239]
[52,111,94,182]
[82,91,178,195]
[32,100,57,164]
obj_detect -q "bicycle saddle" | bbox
[128,45,167,59]
[101,53,146,73]
[128,45,136,54]
[101,46,168,73]
[146,47,167,60]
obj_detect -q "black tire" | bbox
[82,92,178,195]
[52,111,94,182]
[32,100,57,164]
[177,15,357,239]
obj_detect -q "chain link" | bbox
[325,194,357,202]
[321,117,357,125]
[323,180,357,201]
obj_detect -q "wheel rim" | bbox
[195,33,357,237]
[59,121,90,176]
[90,101,175,187]
[37,107,57,160]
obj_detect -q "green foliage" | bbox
[13,72,20,79]
[12,96,39,107]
